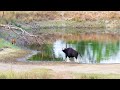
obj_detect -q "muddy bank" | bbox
[0,47,72,65]
[0,47,30,63]
[17,50,40,62]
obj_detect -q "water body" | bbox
[28,38,120,64]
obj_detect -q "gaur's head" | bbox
[62,48,66,53]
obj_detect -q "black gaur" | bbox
[62,48,79,62]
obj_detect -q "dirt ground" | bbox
[1,62,120,75]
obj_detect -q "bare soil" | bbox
[0,62,120,75]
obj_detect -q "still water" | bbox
[28,38,120,64]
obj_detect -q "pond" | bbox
[28,33,120,64]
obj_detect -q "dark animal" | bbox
[62,48,79,61]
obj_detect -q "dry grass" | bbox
[0,11,60,23]
[1,11,120,29]
[71,72,120,79]
[61,33,120,42]
[0,69,120,79]
[0,11,120,23]
[0,68,54,79]
[69,11,120,21]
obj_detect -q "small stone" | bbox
[0,48,3,51]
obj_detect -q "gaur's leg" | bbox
[65,55,67,62]
[75,55,79,63]
[74,57,77,62]
[66,57,70,62]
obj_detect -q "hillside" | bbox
[0,11,120,29]
[1,11,120,21]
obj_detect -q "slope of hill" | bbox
[0,11,120,29]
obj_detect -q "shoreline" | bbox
[0,47,30,63]
[1,47,120,65]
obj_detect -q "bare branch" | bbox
[0,24,38,37]
[0,24,45,45]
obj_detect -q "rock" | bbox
[0,48,3,51]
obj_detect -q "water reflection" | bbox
[28,39,120,64]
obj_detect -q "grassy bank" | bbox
[0,68,120,79]
[0,48,30,62]
[0,38,30,63]
[0,68,53,79]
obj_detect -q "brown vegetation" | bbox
[61,33,120,42]
[0,11,120,23]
